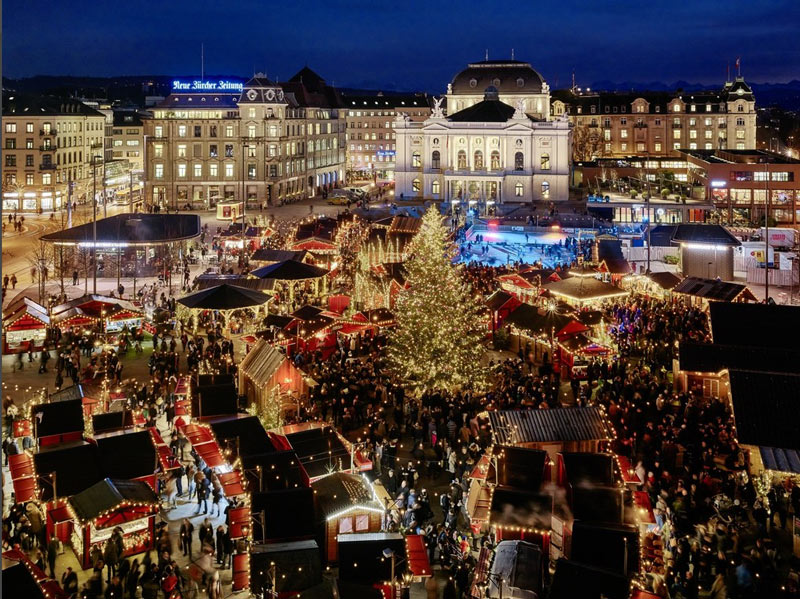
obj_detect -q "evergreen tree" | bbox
[388,207,486,392]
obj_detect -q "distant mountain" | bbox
[587,79,800,110]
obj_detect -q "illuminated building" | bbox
[144,68,346,209]
[2,93,106,212]
[552,77,758,160]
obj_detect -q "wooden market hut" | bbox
[248,540,323,598]
[311,472,383,563]
[238,339,309,415]
[672,276,757,308]
[67,478,159,569]
[279,422,372,481]
[2,296,50,353]
[542,277,629,308]
[50,295,144,334]
[2,547,70,599]
[487,408,612,459]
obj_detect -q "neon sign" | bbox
[171,80,244,92]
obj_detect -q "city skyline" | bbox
[3,0,799,89]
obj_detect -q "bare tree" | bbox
[27,241,54,303]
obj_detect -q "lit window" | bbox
[654,143,662,153]
[225,125,234,137]
[412,151,420,167]
[431,180,440,194]
[5,123,16,133]
[689,143,697,150]
[673,104,681,112]
[540,153,550,170]
[209,163,218,177]
[412,178,421,193]
[25,123,34,133]
[155,164,164,179]
[178,145,187,157]
[736,142,745,150]
[248,125,256,138]
[42,174,51,185]
[154,126,163,137]
[178,125,187,137]
[431,151,440,169]
[225,163,234,177]
[620,129,628,139]
[178,164,187,177]
[689,130,697,139]
[704,130,712,139]
[194,163,202,177]
[541,181,550,198]
[515,183,524,197]
[621,143,627,151]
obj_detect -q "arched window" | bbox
[515,183,524,197]
[541,181,550,198]
[490,151,500,170]
[412,151,421,168]
[474,150,483,170]
[540,153,550,170]
[431,150,440,169]
[457,150,467,170]
[431,180,441,194]
[412,178,421,193]
[514,152,524,171]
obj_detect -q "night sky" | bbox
[3,0,799,91]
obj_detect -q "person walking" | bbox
[10,273,17,289]
[46,536,59,578]
[179,518,194,557]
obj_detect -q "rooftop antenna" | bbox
[201,43,204,79]
[511,48,515,60]
[726,62,730,83]
[572,70,576,93]
[736,56,741,78]
[485,48,489,61]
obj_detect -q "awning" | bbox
[633,491,656,525]
[615,455,640,485]
[180,423,226,468]
[232,553,250,592]
[9,453,37,503]
[219,470,247,498]
[228,505,251,540]
[150,428,181,471]
[404,534,432,577]
[469,454,491,481]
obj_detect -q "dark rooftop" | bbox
[729,370,800,450]
[69,478,157,523]
[488,407,611,445]
[33,442,103,500]
[94,430,157,480]
[710,302,800,349]
[671,224,741,246]
[41,213,201,245]
[447,98,521,123]
[672,277,755,302]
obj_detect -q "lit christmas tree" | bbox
[388,206,486,392]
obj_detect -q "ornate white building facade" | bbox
[395,60,572,204]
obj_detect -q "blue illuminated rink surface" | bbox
[458,228,577,267]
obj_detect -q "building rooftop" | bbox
[2,92,105,117]
[40,213,201,246]
[680,148,800,165]
[450,59,545,95]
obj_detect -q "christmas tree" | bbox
[388,206,486,392]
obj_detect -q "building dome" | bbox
[484,86,499,101]
[450,60,545,94]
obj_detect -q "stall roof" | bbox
[251,488,316,541]
[32,398,84,438]
[672,277,756,302]
[729,370,800,450]
[33,442,104,500]
[489,540,543,598]
[69,478,158,523]
[292,305,324,321]
[388,216,421,235]
[570,522,639,577]
[2,296,49,325]
[543,277,628,302]
[485,290,516,312]
[94,430,157,480]
[560,452,617,487]
[195,276,277,292]
[41,213,201,245]
[646,271,683,290]
[251,260,328,280]
[92,411,135,434]
[489,486,553,531]
[493,446,548,490]
[284,425,351,480]
[504,303,574,337]
[51,294,142,323]
[362,308,395,326]
[264,314,295,329]
[250,249,310,263]
[241,450,309,491]
[239,340,290,394]
[249,540,323,594]
[488,407,611,445]
[569,486,625,524]
[549,558,629,599]
[710,302,800,349]
[311,472,380,519]
[678,341,800,374]
[758,446,800,474]
[208,414,275,459]
[671,224,741,246]
[178,284,272,310]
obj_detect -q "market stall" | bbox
[2,296,49,354]
[66,478,159,569]
[238,338,309,416]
